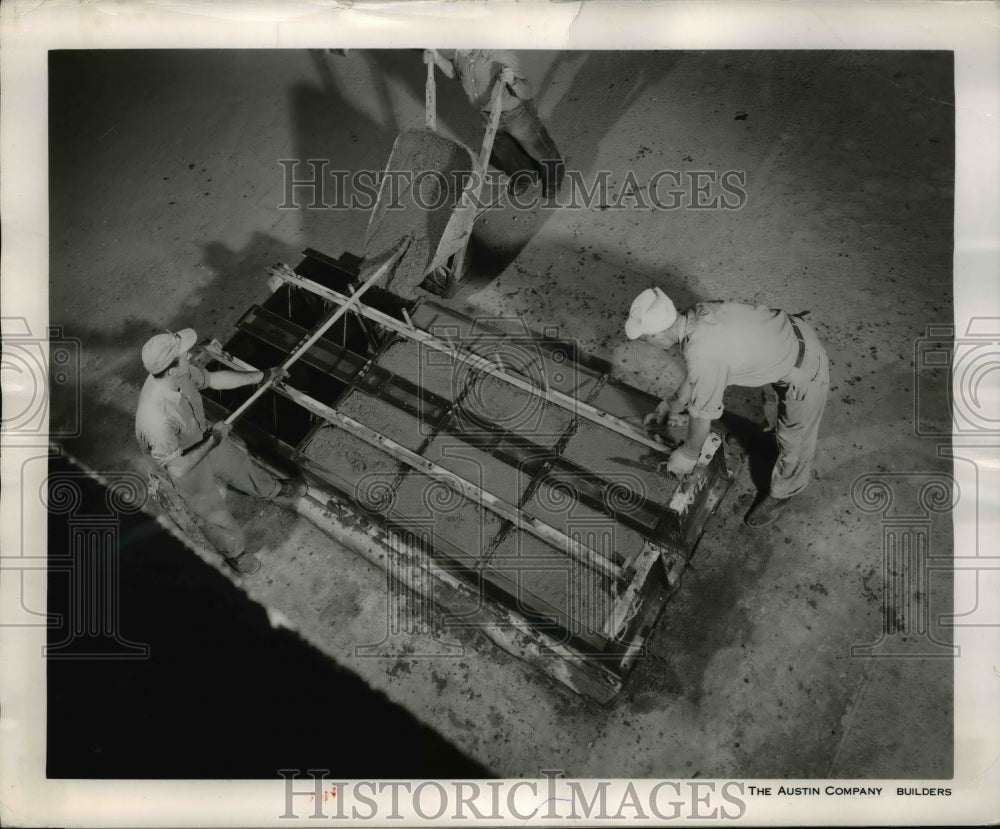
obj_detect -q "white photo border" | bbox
[1,1,997,825]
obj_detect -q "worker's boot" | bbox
[225,550,262,576]
[744,493,791,528]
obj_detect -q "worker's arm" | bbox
[665,415,711,477]
[681,415,712,459]
[649,377,692,426]
[664,358,724,476]
[164,427,226,480]
[424,49,454,79]
[206,367,285,391]
[207,369,263,390]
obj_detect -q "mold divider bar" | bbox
[224,248,404,427]
[202,342,625,585]
[270,264,673,457]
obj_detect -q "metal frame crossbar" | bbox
[224,241,408,426]
[270,264,674,456]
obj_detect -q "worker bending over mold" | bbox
[135,328,307,575]
[625,288,830,527]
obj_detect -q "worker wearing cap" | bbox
[134,328,304,575]
[425,49,565,199]
[625,288,830,527]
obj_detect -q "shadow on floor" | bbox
[462,51,687,289]
[46,452,493,779]
[719,409,779,495]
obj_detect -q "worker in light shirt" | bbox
[625,288,830,527]
[425,49,565,199]
[134,328,305,575]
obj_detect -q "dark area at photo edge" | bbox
[45,453,491,779]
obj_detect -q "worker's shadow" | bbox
[719,392,780,495]
[192,232,304,350]
[292,49,684,289]
[53,229,299,473]
[289,51,405,251]
[465,50,684,287]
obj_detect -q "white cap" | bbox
[624,287,677,340]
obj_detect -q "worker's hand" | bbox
[644,400,670,428]
[499,66,516,86]
[665,444,699,477]
[423,49,435,65]
[209,421,232,446]
[645,400,687,429]
[259,366,288,385]
[642,411,666,445]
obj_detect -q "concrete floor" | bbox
[49,49,954,778]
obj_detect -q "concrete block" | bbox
[562,420,680,510]
[377,339,464,405]
[487,532,616,648]
[460,371,574,445]
[390,472,506,566]
[523,478,647,564]
[338,389,425,452]
[300,424,403,500]
[422,434,535,508]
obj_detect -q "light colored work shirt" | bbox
[135,366,209,464]
[680,302,800,420]
[453,50,525,112]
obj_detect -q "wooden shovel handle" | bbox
[425,52,436,131]
[477,79,504,175]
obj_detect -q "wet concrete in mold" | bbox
[562,419,680,508]
[523,476,649,565]
[487,532,617,649]
[462,370,575,446]
[390,472,506,567]
[414,303,608,403]
[301,424,403,500]
[337,388,426,452]
[377,339,464,405]
[422,433,536,508]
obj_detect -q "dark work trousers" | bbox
[169,438,282,557]
[482,100,565,197]
[767,317,830,499]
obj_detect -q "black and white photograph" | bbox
[1,2,998,825]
